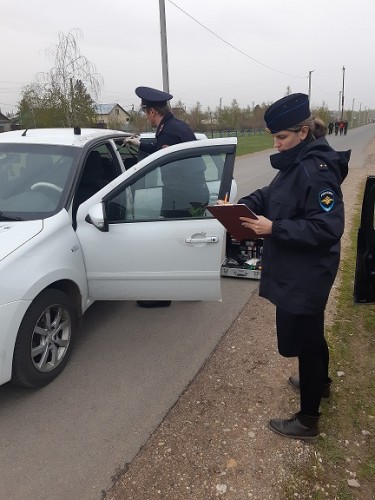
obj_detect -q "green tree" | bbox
[251,103,268,129]
[229,99,241,130]
[312,101,331,125]
[18,85,43,128]
[128,110,149,134]
[71,79,96,127]
[238,105,253,129]
[172,100,188,121]
[187,101,207,131]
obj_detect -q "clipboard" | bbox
[207,203,259,240]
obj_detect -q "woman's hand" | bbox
[240,215,273,237]
[216,199,233,206]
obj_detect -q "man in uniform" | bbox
[124,86,196,152]
[125,87,208,308]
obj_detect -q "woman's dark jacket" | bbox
[239,137,351,314]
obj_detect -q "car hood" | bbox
[0,220,43,261]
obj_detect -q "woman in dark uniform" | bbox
[232,94,350,440]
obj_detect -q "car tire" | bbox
[12,289,77,388]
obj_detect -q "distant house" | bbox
[0,111,11,133]
[95,103,130,130]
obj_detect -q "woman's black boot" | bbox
[268,413,319,441]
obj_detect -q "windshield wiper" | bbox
[0,211,23,221]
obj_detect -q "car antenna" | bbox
[22,129,28,136]
[74,126,81,135]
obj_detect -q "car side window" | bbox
[106,152,225,223]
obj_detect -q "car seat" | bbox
[73,151,108,216]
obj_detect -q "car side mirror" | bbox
[87,203,109,232]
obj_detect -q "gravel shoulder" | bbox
[105,141,375,500]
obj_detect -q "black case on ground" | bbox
[221,233,263,280]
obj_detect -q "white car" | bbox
[0,128,237,387]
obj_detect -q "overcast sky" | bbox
[1,0,374,116]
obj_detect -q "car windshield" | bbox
[0,144,78,220]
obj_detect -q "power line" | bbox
[0,80,26,83]
[313,82,337,97]
[168,0,306,79]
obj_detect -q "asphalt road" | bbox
[1,124,374,500]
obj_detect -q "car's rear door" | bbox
[76,138,237,301]
[354,176,375,303]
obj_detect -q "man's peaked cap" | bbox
[135,86,173,107]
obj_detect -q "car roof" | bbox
[140,132,207,140]
[0,128,129,148]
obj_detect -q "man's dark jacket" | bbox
[139,112,196,153]
[139,112,208,217]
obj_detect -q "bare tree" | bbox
[19,29,102,127]
[285,86,292,96]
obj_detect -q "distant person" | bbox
[124,86,208,308]
[334,120,339,135]
[219,93,350,441]
[344,120,348,135]
[339,120,345,135]
[328,121,334,135]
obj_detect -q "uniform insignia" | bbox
[156,123,164,137]
[319,163,328,170]
[319,190,335,212]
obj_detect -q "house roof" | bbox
[95,103,130,116]
[0,112,11,122]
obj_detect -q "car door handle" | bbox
[185,236,219,244]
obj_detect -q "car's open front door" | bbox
[354,176,375,303]
[76,138,237,302]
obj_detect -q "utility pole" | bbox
[351,98,355,129]
[308,70,314,102]
[338,91,342,116]
[159,0,170,93]
[341,65,345,120]
[359,102,362,126]
[70,77,77,127]
[219,97,222,110]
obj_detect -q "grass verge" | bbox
[236,134,273,156]
[281,182,375,499]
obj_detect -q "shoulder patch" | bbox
[318,162,329,171]
[319,189,335,212]
[313,157,330,171]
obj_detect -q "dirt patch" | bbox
[105,141,375,500]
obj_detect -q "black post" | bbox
[341,66,345,121]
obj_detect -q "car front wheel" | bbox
[12,289,77,388]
